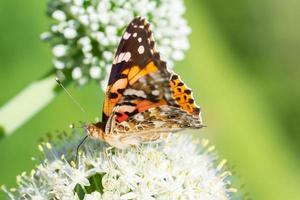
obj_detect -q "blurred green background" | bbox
[0,0,299,199]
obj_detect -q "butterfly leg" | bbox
[164,132,173,144]
[105,146,114,156]
[104,146,114,169]
[136,144,144,154]
[155,143,159,149]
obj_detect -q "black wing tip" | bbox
[129,17,166,69]
[130,16,150,27]
[133,16,146,21]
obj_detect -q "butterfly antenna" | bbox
[75,135,88,164]
[55,78,86,113]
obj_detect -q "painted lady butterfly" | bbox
[87,17,204,149]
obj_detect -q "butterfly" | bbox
[86,17,204,149]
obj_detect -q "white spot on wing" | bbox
[133,33,137,37]
[139,76,147,84]
[118,105,135,113]
[138,45,145,54]
[117,52,125,63]
[115,52,131,63]
[124,89,147,98]
[123,32,131,40]
[123,52,131,62]
[138,37,142,42]
[134,114,144,121]
[154,121,166,128]
[152,90,160,96]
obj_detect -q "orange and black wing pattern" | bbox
[102,17,171,124]
[169,73,201,117]
[102,17,202,128]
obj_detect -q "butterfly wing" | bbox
[102,16,171,124]
[107,105,203,141]
[102,17,203,136]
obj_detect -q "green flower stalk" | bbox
[0,0,190,137]
[0,75,57,137]
[2,130,239,200]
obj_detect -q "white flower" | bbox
[52,44,67,57]
[52,10,66,21]
[74,0,83,6]
[72,67,82,79]
[102,51,113,61]
[53,59,65,69]
[43,0,191,88]
[3,130,240,200]
[102,174,118,191]
[40,32,52,40]
[89,66,102,79]
[64,27,77,39]
[84,191,102,200]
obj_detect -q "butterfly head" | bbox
[86,122,105,141]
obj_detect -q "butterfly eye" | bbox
[86,125,95,136]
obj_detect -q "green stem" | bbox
[0,75,57,137]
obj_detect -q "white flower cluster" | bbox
[2,133,238,200]
[42,0,191,89]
